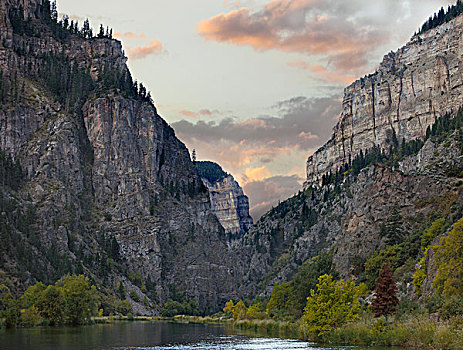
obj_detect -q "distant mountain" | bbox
[196,161,253,236]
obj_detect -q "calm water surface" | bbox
[0,322,399,350]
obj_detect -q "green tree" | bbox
[421,218,445,250]
[246,302,266,320]
[21,282,46,308]
[289,251,336,317]
[266,282,292,319]
[116,298,132,315]
[59,274,98,325]
[1,284,20,329]
[4,298,20,328]
[232,300,247,320]
[433,218,463,297]
[21,306,42,327]
[300,275,365,337]
[37,285,65,326]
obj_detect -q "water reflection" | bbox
[120,335,315,349]
[0,321,397,350]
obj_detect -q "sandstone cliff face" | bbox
[202,174,253,235]
[306,15,463,185]
[0,0,240,311]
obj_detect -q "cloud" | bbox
[173,97,342,217]
[244,175,303,219]
[114,32,147,40]
[243,166,271,183]
[179,110,199,118]
[198,0,389,74]
[127,40,163,60]
[223,0,242,8]
[298,131,318,140]
[287,59,356,84]
[173,96,340,153]
[310,65,356,84]
[178,109,216,118]
[287,58,310,70]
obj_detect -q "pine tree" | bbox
[98,24,105,38]
[372,263,399,321]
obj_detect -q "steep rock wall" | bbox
[306,15,463,185]
[0,0,241,310]
[202,175,253,235]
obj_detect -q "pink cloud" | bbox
[179,110,199,118]
[199,109,213,116]
[179,109,217,118]
[114,32,147,40]
[298,131,319,140]
[310,65,356,84]
[127,40,163,60]
[287,58,310,70]
[198,0,388,74]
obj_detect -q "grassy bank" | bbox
[91,314,233,324]
[231,316,463,349]
[325,317,463,349]
[234,318,298,337]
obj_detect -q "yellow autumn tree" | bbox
[223,300,234,316]
[300,274,366,337]
[433,218,463,297]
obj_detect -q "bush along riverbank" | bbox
[223,218,463,349]
[0,274,133,328]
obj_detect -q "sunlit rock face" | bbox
[196,161,253,236]
[307,16,463,186]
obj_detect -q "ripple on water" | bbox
[118,335,337,350]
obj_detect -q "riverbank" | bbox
[91,314,233,324]
[233,316,463,349]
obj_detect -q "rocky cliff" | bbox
[306,14,463,186]
[0,0,241,312]
[236,13,463,298]
[196,161,253,235]
[239,118,463,297]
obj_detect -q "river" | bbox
[0,321,400,350]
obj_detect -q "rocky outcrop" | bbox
[239,131,463,297]
[0,0,241,311]
[196,161,253,235]
[306,15,463,186]
[202,174,253,235]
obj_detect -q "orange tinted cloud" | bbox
[180,110,199,118]
[298,131,318,140]
[127,40,163,60]
[114,32,147,40]
[244,166,271,183]
[179,109,216,118]
[310,65,356,84]
[198,0,388,74]
[287,58,309,70]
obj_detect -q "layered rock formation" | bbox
[197,161,253,235]
[0,0,241,311]
[306,15,463,185]
[236,14,463,298]
[239,125,463,297]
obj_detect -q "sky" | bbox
[57,0,454,219]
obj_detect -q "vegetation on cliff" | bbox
[196,161,229,183]
[418,0,463,35]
